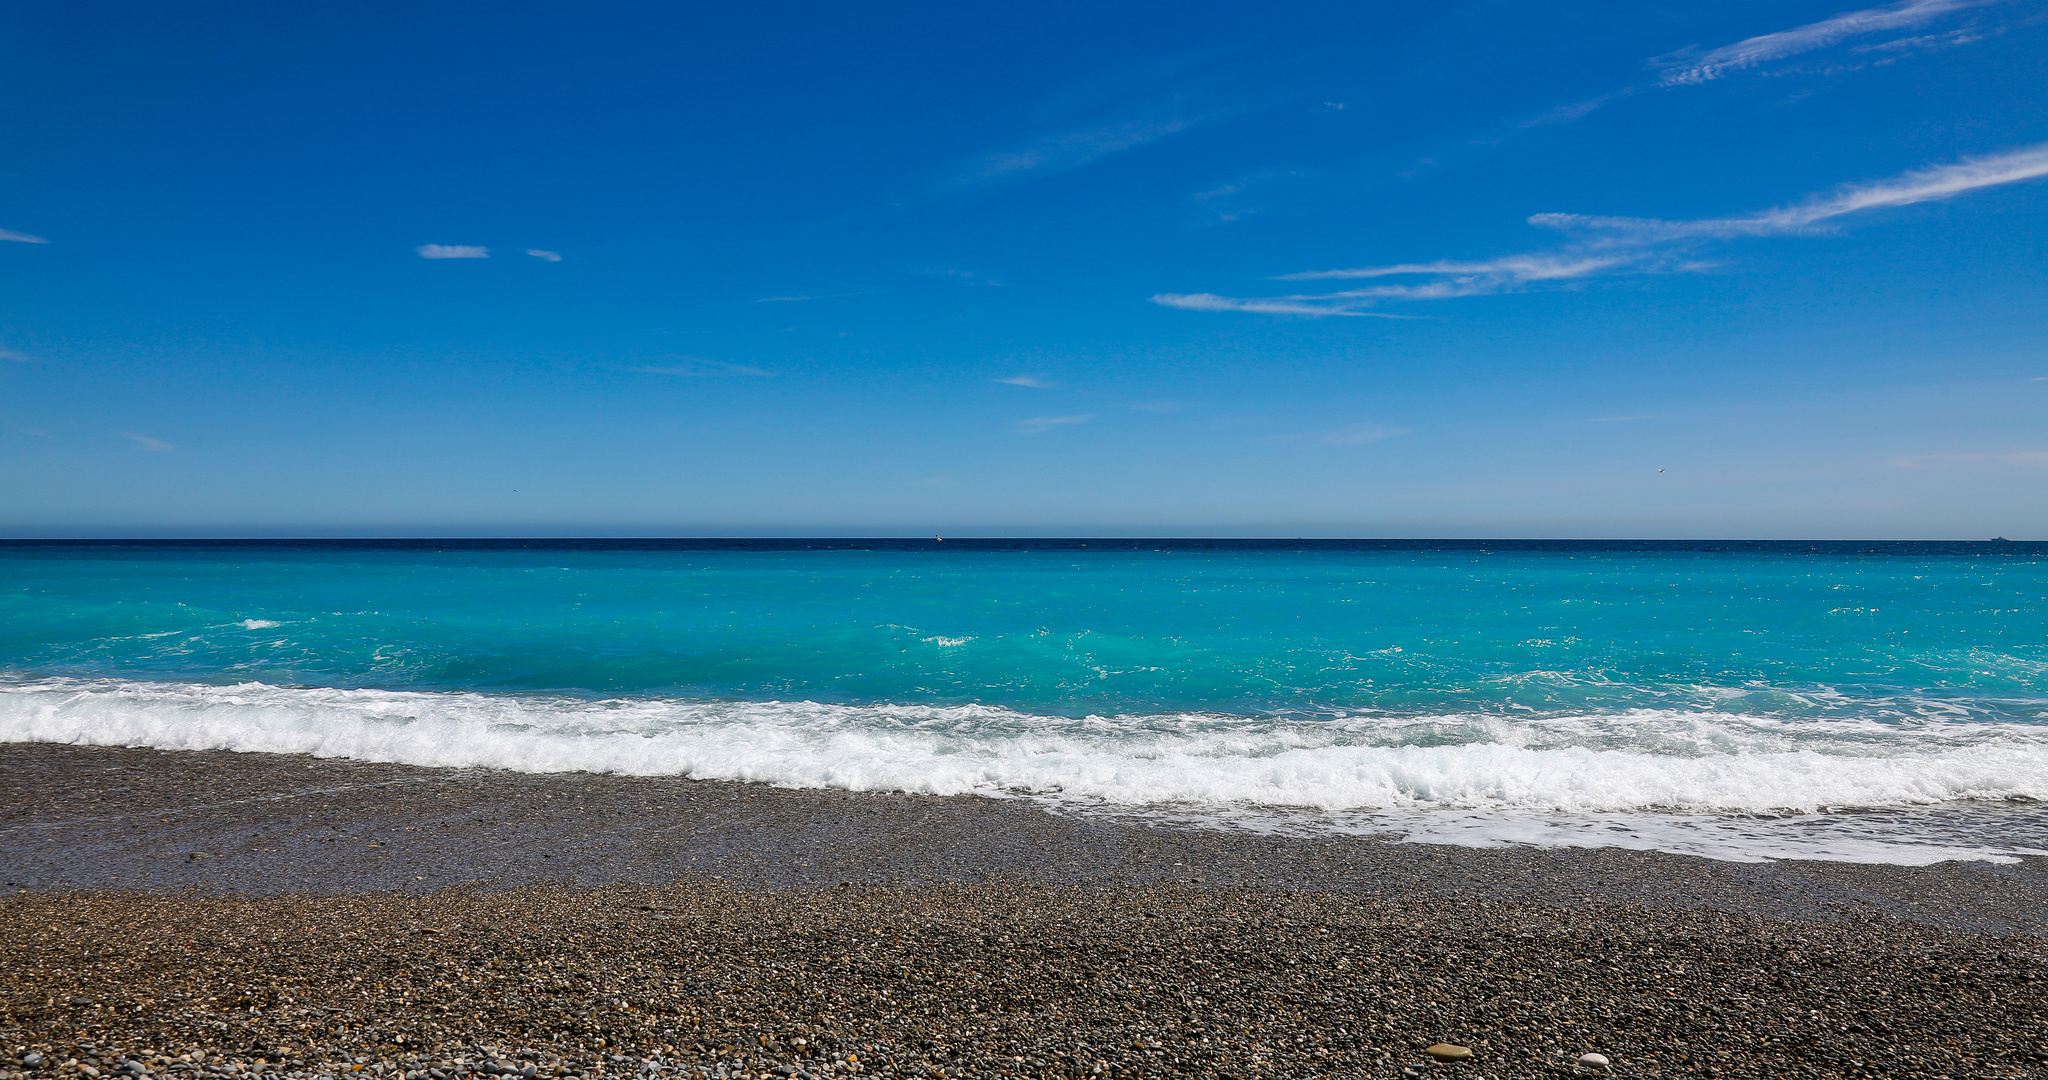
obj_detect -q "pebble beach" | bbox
[5,882,2047,1080]
[5,744,2048,1079]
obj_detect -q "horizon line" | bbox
[0,535,2036,545]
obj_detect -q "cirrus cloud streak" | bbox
[1657,0,1994,87]
[1013,414,1095,433]
[1155,142,2048,317]
[119,432,175,452]
[416,244,489,259]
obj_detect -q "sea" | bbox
[3,538,2045,866]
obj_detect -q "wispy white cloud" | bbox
[1519,94,1621,128]
[1162,257,1644,318]
[961,114,1202,186]
[416,244,489,259]
[1014,414,1095,433]
[1657,0,1992,86]
[1190,180,1248,203]
[0,346,32,363]
[1150,293,1425,317]
[1893,450,2048,467]
[119,432,175,452]
[630,359,774,378]
[1276,254,1636,283]
[1505,0,1998,140]
[0,228,49,244]
[1160,273,1565,313]
[1156,142,2048,317]
[1534,142,2048,239]
[996,375,1056,389]
[526,249,562,262]
[1860,26,1990,54]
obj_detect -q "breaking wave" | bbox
[7,675,2046,865]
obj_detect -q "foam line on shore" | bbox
[6,675,2047,863]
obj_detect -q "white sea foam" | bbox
[4,675,2046,864]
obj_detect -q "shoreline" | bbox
[4,743,2048,934]
[5,744,2048,1079]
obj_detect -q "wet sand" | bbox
[4,743,2047,1079]
[5,744,2047,934]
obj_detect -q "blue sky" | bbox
[3,0,2045,537]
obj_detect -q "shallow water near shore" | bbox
[4,538,2045,864]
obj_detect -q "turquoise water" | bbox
[4,539,2046,863]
